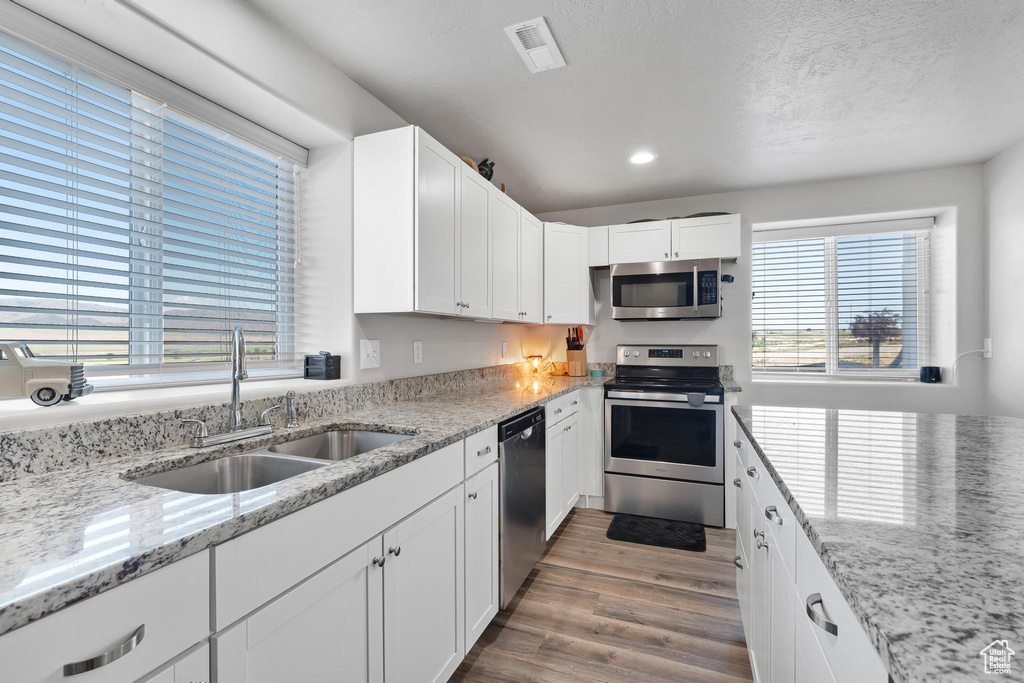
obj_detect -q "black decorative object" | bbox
[304,351,341,380]
[920,366,942,383]
[477,158,495,180]
[605,513,706,552]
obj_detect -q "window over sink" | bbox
[752,217,932,380]
[0,30,300,387]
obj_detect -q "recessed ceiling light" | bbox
[628,151,658,165]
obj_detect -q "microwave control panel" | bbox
[697,270,718,305]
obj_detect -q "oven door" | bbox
[604,397,724,484]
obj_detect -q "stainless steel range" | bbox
[604,344,725,527]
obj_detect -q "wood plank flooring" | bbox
[451,508,753,683]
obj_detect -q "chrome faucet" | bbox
[179,325,278,448]
[230,325,248,431]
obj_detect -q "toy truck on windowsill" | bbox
[0,342,93,406]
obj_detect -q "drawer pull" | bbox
[805,593,839,636]
[733,440,742,449]
[571,400,578,406]
[554,408,563,415]
[63,624,145,676]
[745,466,759,480]
[764,505,783,526]
[732,477,742,488]
[476,445,492,457]
[733,555,743,570]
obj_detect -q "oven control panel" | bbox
[617,344,719,367]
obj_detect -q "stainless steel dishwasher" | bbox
[498,406,546,608]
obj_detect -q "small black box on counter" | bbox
[304,351,341,380]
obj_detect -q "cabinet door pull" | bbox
[757,536,769,550]
[733,555,743,570]
[468,491,478,500]
[733,440,742,449]
[554,408,562,415]
[571,400,578,406]
[372,555,386,567]
[745,466,759,480]
[476,445,492,456]
[63,624,145,676]
[663,252,669,258]
[733,477,742,488]
[806,593,839,635]
[764,505,783,526]
[388,546,401,557]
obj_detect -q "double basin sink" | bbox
[136,430,412,495]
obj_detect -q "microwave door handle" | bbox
[693,264,699,314]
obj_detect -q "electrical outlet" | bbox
[359,339,380,369]
[501,341,508,358]
[413,340,423,364]
[983,338,992,359]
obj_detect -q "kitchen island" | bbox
[733,405,1024,683]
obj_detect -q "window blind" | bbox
[753,219,931,378]
[0,31,297,381]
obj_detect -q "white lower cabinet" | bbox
[0,551,210,683]
[734,417,888,683]
[384,485,465,683]
[545,405,581,540]
[464,461,499,652]
[213,538,384,683]
[141,642,209,683]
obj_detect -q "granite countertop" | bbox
[0,374,606,637]
[732,405,1024,683]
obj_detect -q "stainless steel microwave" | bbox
[610,258,722,320]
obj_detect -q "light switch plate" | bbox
[413,340,423,364]
[501,341,508,358]
[360,339,380,369]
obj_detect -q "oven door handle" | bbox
[605,390,721,404]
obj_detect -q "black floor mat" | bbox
[605,513,706,552]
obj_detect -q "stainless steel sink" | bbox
[267,430,412,461]
[135,452,328,494]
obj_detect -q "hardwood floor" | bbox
[451,508,753,683]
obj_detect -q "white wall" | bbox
[983,138,1024,418]
[541,165,987,414]
[300,144,567,383]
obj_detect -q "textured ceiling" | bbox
[247,0,1024,213]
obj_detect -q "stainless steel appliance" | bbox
[497,407,546,608]
[610,258,722,320]
[604,344,725,526]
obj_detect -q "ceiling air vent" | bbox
[504,17,566,73]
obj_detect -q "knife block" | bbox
[567,348,588,377]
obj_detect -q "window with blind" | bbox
[0,31,297,385]
[752,218,931,378]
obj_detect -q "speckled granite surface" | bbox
[0,372,607,637]
[719,365,740,392]
[733,405,1024,683]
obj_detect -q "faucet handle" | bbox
[180,419,208,447]
[259,404,281,427]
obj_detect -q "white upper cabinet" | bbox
[459,166,492,318]
[608,221,672,263]
[671,214,741,261]
[490,190,521,322]
[519,211,544,323]
[543,223,590,325]
[415,130,460,315]
[588,225,610,267]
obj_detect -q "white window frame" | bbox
[752,217,933,382]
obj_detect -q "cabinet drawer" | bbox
[545,390,580,425]
[0,551,209,683]
[795,531,888,683]
[464,425,498,479]
[758,469,796,581]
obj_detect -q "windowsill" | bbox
[0,375,350,434]
[751,374,954,388]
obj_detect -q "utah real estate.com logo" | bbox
[980,639,1015,675]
